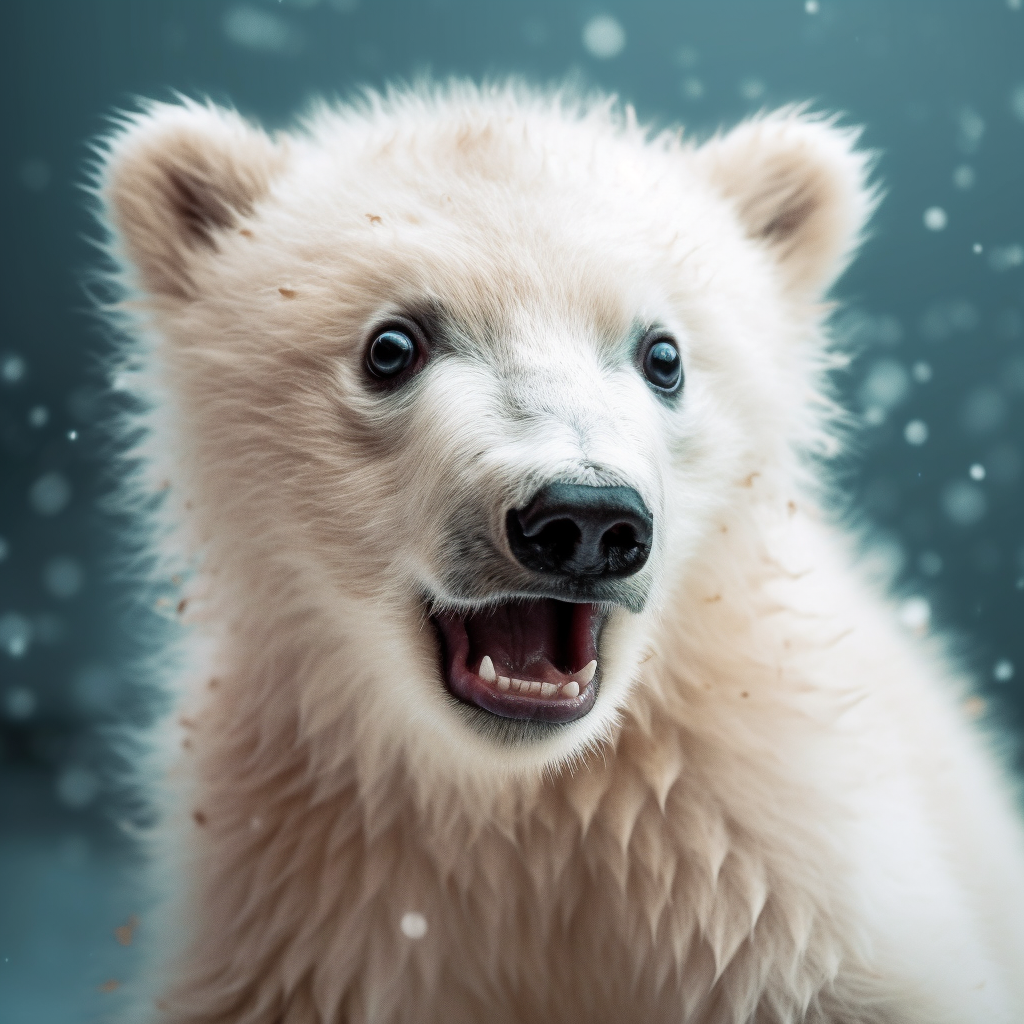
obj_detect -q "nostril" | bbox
[601,522,639,553]
[528,518,580,564]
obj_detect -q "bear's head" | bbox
[98,86,873,797]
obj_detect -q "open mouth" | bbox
[433,599,604,724]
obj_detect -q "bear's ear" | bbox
[98,100,285,299]
[694,109,876,300]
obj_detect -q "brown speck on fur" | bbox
[278,286,297,298]
[177,598,188,614]
[115,915,139,946]
[741,471,761,487]
[193,809,208,827]
[239,228,253,237]
[964,697,986,721]
[741,691,750,699]
[365,213,383,225]
[704,594,722,603]
[99,980,121,993]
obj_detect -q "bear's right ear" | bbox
[98,100,285,300]
[693,109,876,301]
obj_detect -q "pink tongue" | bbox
[463,600,571,679]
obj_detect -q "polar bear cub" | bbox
[97,84,1024,1023]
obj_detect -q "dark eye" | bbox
[367,329,416,379]
[641,335,683,393]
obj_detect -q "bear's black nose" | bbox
[506,483,653,580]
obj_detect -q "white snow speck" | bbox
[988,244,1024,272]
[680,77,704,100]
[0,613,32,658]
[400,912,428,939]
[1,353,25,384]
[582,15,625,59]
[739,78,765,101]
[952,165,975,190]
[904,420,928,446]
[29,472,71,516]
[912,361,932,383]
[968,463,986,481]
[923,207,947,231]
[223,5,302,53]
[953,106,985,155]
[805,0,819,13]
[1011,83,1024,121]
[994,659,1015,682]
[941,480,987,527]
[899,597,931,633]
[860,359,911,412]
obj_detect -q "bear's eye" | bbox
[366,329,416,379]
[640,334,683,394]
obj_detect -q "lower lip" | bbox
[445,657,598,724]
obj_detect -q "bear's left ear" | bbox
[98,99,287,300]
[694,110,876,300]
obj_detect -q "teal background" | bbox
[1,2,1022,1019]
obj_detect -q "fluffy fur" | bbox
[94,83,1024,1023]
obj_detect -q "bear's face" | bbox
[100,91,872,784]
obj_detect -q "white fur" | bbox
[94,83,1024,1023]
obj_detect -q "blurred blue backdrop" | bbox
[1,1,1022,1020]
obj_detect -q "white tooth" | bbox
[512,678,526,692]
[562,681,580,699]
[541,682,557,698]
[479,656,496,682]
[528,680,542,696]
[575,660,598,685]
[497,676,510,691]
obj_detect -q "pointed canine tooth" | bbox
[562,681,580,699]
[479,656,496,682]
[575,660,597,685]
[541,682,557,698]
[528,680,542,695]
[497,676,510,691]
